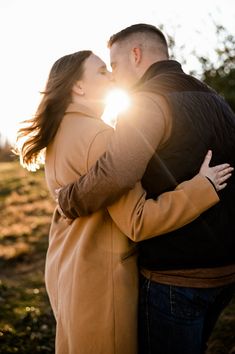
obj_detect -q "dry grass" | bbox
[0,161,55,353]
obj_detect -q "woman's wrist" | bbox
[205,176,217,192]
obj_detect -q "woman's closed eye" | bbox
[100,70,108,75]
[99,66,109,75]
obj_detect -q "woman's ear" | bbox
[72,81,85,96]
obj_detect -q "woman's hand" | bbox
[199,150,234,191]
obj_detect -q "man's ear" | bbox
[130,47,142,66]
[72,81,85,96]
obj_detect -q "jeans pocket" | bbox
[170,286,207,319]
[138,275,151,310]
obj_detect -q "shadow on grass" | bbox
[0,277,56,353]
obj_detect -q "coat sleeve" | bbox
[58,93,168,217]
[86,129,219,241]
[107,178,219,241]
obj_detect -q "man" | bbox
[58,24,235,353]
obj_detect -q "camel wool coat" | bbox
[44,102,219,354]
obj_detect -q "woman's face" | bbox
[81,53,113,104]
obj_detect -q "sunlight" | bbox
[102,89,130,127]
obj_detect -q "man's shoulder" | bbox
[130,89,170,118]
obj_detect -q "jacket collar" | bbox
[133,60,184,90]
[65,102,100,119]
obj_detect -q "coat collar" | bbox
[133,60,184,90]
[65,102,100,119]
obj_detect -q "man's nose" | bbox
[108,71,114,82]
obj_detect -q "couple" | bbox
[17,24,235,354]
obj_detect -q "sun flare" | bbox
[102,89,130,127]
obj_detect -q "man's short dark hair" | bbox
[108,23,168,48]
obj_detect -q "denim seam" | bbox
[170,285,174,314]
[170,285,175,315]
[146,279,152,354]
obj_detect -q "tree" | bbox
[0,138,15,162]
[198,25,235,112]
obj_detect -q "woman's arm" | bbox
[108,177,217,241]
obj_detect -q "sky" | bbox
[0,0,234,143]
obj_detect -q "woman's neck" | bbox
[72,96,104,118]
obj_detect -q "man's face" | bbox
[109,42,139,89]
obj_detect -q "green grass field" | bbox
[0,161,234,353]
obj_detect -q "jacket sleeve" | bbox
[63,127,219,239]
[58,93,168,218]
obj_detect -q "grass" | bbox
[0,161,234,353]
[0,161,55,353]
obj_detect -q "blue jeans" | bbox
[138,274,235,354]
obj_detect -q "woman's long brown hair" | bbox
[16,50,92,170]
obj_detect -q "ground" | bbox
[0,161,234,353]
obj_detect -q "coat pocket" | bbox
[121,246,138,262]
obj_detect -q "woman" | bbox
[16,51,232,354]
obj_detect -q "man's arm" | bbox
[58,93,168,218]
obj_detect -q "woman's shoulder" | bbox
[46,112,114,181]
[54,112,114,160]
[62,112,112,138]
